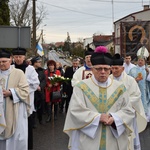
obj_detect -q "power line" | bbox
[38,0,142,31]
[91,0,149,3]
[37,1,111,19]
[36,0,146,41]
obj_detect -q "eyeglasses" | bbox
[93,67,110,72]
[0,60,9,64]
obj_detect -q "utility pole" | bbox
[41,29,45,67]
[32,0,37,55]
[111,0,114,32]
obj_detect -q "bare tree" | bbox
[9,0,47,29]
[9,0,47,56]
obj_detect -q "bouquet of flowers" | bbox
[48,74,71,85]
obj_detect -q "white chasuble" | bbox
[64,77,135,150]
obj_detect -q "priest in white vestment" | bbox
[0,86,6,134]
[129,46,150,121]
[64,49,135,150]
[0,49,29,150]
[110,53,147,150]
[12,47,40,150]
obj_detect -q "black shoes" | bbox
[39,120,44,125]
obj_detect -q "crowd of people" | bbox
[64,45,149,150]
[0,45,150,150]
[0,48,83,150]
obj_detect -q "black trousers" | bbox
[37,99,44,122]
[28,114,33,149]
[65,96,71,113]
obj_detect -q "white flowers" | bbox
[48,74,71,85]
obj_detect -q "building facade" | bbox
[114,5,150,60]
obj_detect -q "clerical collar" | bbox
[91,75,111,88]
[84,64,91,70]
[0,65,13,75]
[113,73,123,81]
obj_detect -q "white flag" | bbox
[36,43,44,56]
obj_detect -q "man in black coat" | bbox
[31,56,46,124]
[61,59,79,113]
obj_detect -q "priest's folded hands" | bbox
[2,89,12,98]
[100,113,114,126]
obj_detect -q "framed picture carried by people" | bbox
[82,70,93,79]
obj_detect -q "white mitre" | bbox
[137,46,149,59]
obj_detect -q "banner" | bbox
[36,43,44,56]
[121,21,150,60]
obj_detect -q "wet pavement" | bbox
[33,112,150,150]
[139,123,150,150]
[33,112,68,150]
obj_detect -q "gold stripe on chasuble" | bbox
[77,81,126,150]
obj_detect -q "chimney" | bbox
[143,5,149,10]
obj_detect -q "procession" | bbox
[0,45,150,150]
[1,0,150,150]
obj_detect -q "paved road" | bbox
[139,123,150,150]
[48,50,72,66]
[33,112,150,150]
[33,112,68,150]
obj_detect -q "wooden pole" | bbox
[32,0,37,55]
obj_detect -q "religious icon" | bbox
[137,72,143,80]
[82,70,93,80]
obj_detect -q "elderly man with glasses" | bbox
[12,48,40,150]
[0,49,29,150]
[64,48,135,150]
[110,53,147,150]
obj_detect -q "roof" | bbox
[42,44,50,49]
[93,35,113,42]
[114,7,150,24]
[55,42,64,47]
[93,35,113,47]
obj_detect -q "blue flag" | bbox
[36,43,44,56]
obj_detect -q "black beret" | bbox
[91,52,112,66]
[85,48,94,57]
[0,49,11,58]
[112,53,124,66]
[12,47,26,55]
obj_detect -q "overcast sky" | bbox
[36,0,150,43]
